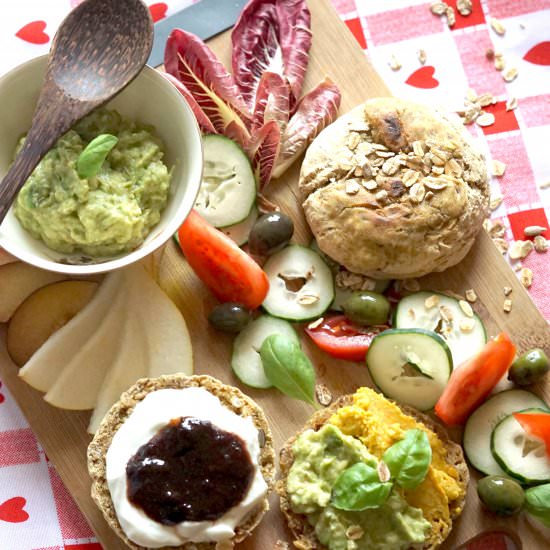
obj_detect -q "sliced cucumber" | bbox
[194,134,256,228]
[365,328,452,411]
[463,389,548,475]
[492,408,550,484]
[231,314,298,388]
[262,245,334,322]
[394,291,486,369]
[220,205,258,246]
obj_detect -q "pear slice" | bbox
[19,270,122,393]
[7,280,98,367]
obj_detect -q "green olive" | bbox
[342,291,390,326]
[477,475,525,516]
[248,212,294,256]
[508,348,549,386]
[208,303,251,333]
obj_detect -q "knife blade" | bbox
[148,0,248,67]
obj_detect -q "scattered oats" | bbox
[408,308,416,319]
[425,294,440,310]
[459,299,474,317]
[425,191,435,200]
[465,288,478,302]
[412,141,425,157]
[346,525,364,541]
[371,157,384,167]
[488,220,506,238]
[506,97,518,111]
[361,161,373,178]
[492,159,506,177]
[315,384,333,407]
[377,461,391,483]
[445,5,456,26]
[430,2,448,16]
[490,17,506,36]
[462,103,482,124]
[476,112,495,127]
[274,542,290,550]
[445,158,463,177]
[493,237,509,254]
[297,292,320,305]
[375,189,389,202]
[509,239,534,260]
[440,305,454,323]
[534,235,548,252]
[457,0,473,16]
[403,278,421,291]
[409,182,426,203]
[363,179,378,191]
[308,317,324,330]
[539,181,550,190]
[403,169,420,188]
[231,396,243,408]
[382,157,401,176]
[503,67,518,82]
[524,225,547,237]
[372,143,389,151]
[520,267,533,288]
[490,194,503,211]
[389,53,402,71]
[423,177,448,191]
[503,298,513,313]
[513,262,522,272]
[503,286,513,296]
[478,93,496,107]
[486,48,495,60]
[376,150,395,158]
[460,318,476,333]
[418,49,427,65]
[345,179,361,195]
[348,132,361,151]
[466,88,478,102]
[494,52,505,71]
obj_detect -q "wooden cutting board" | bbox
[1,0,549,548]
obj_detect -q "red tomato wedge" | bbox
[177,210,269,309]
[513,411,550,458]
[435,332,516,426]
[305,315,388,362]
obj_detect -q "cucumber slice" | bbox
[394,291,486,369]
[463,389,548,475]
[492,408,550,484]
[262,245,334,322]
[194,135,256,228]
[366,328,452,411]
[231,314,298,388]
[221,205,258,246]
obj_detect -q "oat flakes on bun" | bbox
[299,97,489,279]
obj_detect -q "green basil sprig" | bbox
[525,483,550,528]
[332,462,392,511]
[77,133,118,179]
[382,429,432,490]
[260,334,316,406]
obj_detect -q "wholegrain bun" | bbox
[299,97,489,279]
[87,374,275,550]
[277,394,469,550]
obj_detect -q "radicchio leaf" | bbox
[231,0,312,111]
[165,29,251,139]
[246,120,281,189]
[252,71,290,133]
[161,72,216,134]
[272,77,341,179]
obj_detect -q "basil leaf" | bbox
[382,429,432,490]
[77,133,118,179]
[525,483,550,528]
[331,462,393,511]
[260,334,316,405]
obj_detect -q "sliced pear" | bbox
[19,270,123,393]
[7,281,98,367]
[43,282,128,410]
[0,262,67,322]
[0,248,17,266]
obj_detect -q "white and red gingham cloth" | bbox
[0,1,549,549]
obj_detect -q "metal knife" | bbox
[148,0,248,67]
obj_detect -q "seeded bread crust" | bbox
[87,374,275,550]
[277,394,469,550]
[299,97,489,279]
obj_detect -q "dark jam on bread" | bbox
[126,417,254,524]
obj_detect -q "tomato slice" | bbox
[177,210,269,309]
[513,411,550,458]
[305,315,388,362]
[435,332,516,426]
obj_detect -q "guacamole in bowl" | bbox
[14,108,172,258]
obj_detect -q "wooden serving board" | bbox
[1,0,550,548]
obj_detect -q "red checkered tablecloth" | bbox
[0,1,548,549]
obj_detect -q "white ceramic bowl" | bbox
[0,55,202,274]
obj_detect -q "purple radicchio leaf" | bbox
[165,29,251,139]
[231,0,312,111]
[252,71,290,134]
[246,120,281,190]
[272,77,341,179]
[161,72,216,134]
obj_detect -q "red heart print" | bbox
[0,497,29,523]
[0,380,4,404]
[523,41,550,66]
[16,21,49,45]
[405,66,439,89]
[149,3,168,23]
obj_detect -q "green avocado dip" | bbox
[14,108,172,257]
[287,425,430,550]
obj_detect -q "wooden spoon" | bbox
[0,0,153,223]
